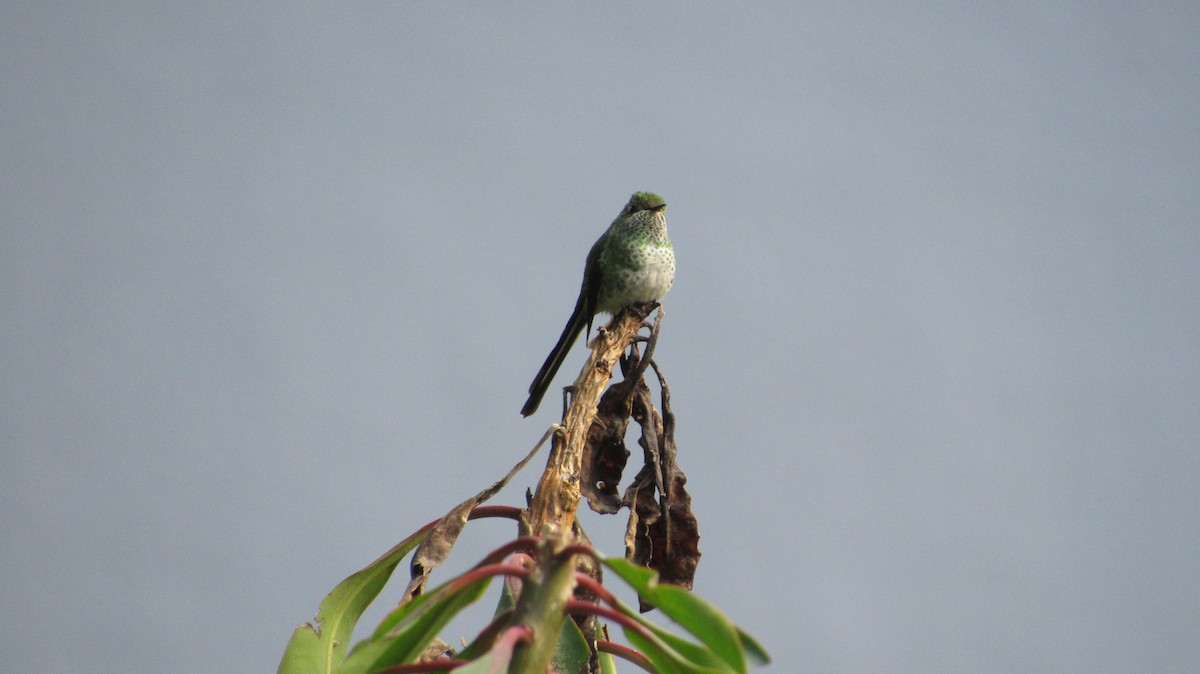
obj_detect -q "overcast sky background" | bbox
[3,3,1198,673]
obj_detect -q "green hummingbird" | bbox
[521,191,675,417]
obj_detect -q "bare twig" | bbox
[526,305,656,534]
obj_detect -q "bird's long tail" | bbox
[521,301,589,417]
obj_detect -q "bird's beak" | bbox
[652,203,667,212]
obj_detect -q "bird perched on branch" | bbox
[521,191,675,417]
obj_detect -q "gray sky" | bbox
[3,3,1198,672]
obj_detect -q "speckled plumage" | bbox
[521,192,674,417]
[594,195,675,312]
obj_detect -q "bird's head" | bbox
[623,191,667,216]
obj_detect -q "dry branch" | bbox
[526,305,656,534]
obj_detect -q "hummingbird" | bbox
[521,191,675,417]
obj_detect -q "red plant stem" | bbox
[555,542,602,563]
[453,609,514,661]
[446,561,529,592]
[466,505,525,521]
[564,599,656,641]
[572,572,619,606]
[475,535,541,567]
[413,505,522,538]
[595,640,657,673]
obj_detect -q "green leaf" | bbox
[450,624,531,674]
[736,627,771,666]
[597,649,619,674]
[451,652,511,674]
[604,558,749,673]
[638,624,732,672]
[339,571,495,673]
[277,527,431,674]
[624,627,731,674]
[551,616,593,673]
[648,584,745,672]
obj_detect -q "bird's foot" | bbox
[558,384,576,417]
